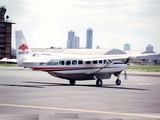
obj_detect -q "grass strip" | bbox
[0,63,18,67]
[127,65,160,72]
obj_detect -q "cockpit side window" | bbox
[104,60,108,64]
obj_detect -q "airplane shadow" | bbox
[0,81,148,91]
[22,81,149,91]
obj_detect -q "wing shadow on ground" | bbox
[22,81,148,91]
[0,84,44,88]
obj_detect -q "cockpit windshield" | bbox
[108,59,113,63]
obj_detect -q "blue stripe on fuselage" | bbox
[113,61,125,64]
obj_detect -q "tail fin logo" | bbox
[19,44,28,51]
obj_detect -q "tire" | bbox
[116,79,121,85]
[96,79,103,86]
[69,80,76,85]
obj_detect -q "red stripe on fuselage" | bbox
[32,66,121,71]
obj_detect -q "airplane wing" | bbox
[0,58,17,63]
[83,53,158,61]
[83,53,158,74]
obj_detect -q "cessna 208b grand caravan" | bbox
[14,31,156,86]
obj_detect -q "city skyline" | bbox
[1,0,160,53]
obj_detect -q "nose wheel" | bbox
[116,79,121,85]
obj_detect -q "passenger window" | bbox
[93,60,97,64]
[104,60,108,64]
[66,60,71,65]
[78,60,83,65]
[86,61,91,64]
[59,61,65,65]
[99,60,102,64]
[72,60,77,65]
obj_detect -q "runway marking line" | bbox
[0,103,160,118]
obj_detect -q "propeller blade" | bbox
[124,69,127,80]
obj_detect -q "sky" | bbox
[1,0,160,53]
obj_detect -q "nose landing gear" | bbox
[115,79,121,85]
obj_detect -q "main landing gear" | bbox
[69,75,122,86]
[96,79,103,86]
[69,79,76,85]
[93,76,103,87]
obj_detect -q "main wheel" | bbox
[116,79,121,85]
[96,79,103,86]
[69,80,76,85]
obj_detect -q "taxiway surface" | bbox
[0,66,160,120]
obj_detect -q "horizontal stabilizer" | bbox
[0,58,17,63]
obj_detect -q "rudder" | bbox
[16,31,33,63]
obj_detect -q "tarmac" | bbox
[0,66,160,120]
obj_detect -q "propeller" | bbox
[125,58,130,64]
[124,69,127,80]
[124,58,130,80]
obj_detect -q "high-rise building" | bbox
[74,36,79,49]
[0,6,15,59]
[67,30,75,49]
[86,28,93,49]
[67,30,80,49]
[146,44,153,51]
[124,43,130,51]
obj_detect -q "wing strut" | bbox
[94,61,114,74]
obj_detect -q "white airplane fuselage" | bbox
[21,56,127,81]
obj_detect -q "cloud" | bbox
[1,0,160,52]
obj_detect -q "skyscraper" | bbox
[67,30,80,49]
[74,36,80,49]
[67,30,75,49]
[124,43,130,50]
[146,44,153,51]
[86,28,93,49]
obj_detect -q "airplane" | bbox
[0,58,17,63]
[14,30,157,86]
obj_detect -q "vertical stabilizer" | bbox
[16,31,33,63]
